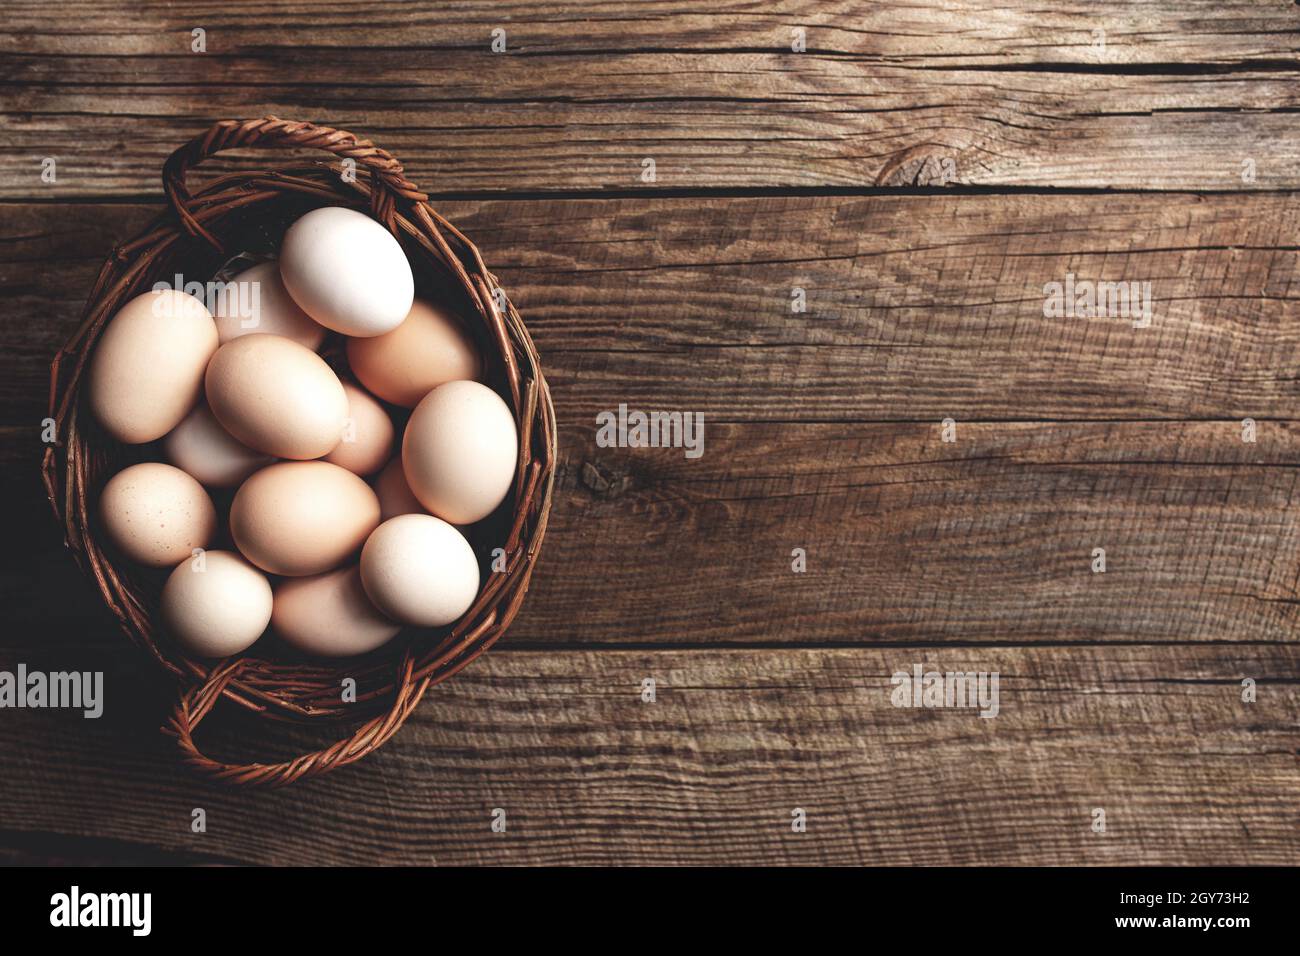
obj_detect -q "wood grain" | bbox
[5,195,1300,645]
[2,2,1299,195]
[0,643,1292,865]
[2,3,1298,866]
[5,193,1300,426]
[8,1,1298,62]
[12,415,1300,647]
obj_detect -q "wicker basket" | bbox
[40,117,556,787]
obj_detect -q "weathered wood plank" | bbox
[7,1,1298,62]
[12,416,1300,646]
[0,3,1296,869]
[2,3,1298,194]
[523,418,1300,646]
[0,644,1293,865]
[5,195,1300,645]
[5,193,1300,425]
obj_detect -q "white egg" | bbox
[278,207,414,337]
[163,404,273,488]
[161,551,273,658]
[360,514,480,627]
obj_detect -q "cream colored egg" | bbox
[272,566,401,657]
[163,404,273,488]
[346,298,481,407]
[161,551,272,658]
[88,290,218,443]
[99,462,217,568]
[212,261,326,351]
[402,380,518,525]
[231,461,380,576]
[360,514,480,627]
[373,456,425,521]
[278,207,414,337]
[205,333,348,459]
[323,382,394,476]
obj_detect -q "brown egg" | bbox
[402,380,518,525]
[230,461,380,576]
[272,566,401,657]
[88,290,218,443]
[346,298,481,407]
[99,462,217,568]
[163,403,273,488]
[373,455,425,521]
[205,333,348,459]
[323,382,394,476]
[212,261,326,351]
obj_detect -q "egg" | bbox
[99,462,217,567]
[360,514,480,627]
[373,456,425,521]
[323,382,394,476]
[161,551,272,658]
[402,380,518,525]
[346,298,481,407]
[278,207,414,337]
[212,261,326,351]
[271,566,401,657]
[87,289,218,443]
[205,333,348,459]
[163,404,273,488]
[231,461,380,576]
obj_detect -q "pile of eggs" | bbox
[87,207,518,660]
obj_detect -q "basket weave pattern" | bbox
[40,117,556,787]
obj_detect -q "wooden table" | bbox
[1,2,1297,866]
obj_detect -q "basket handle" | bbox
[162,653,431,787]
[161,116,429,252]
